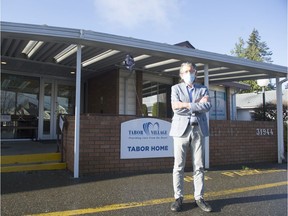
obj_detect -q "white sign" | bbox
[121,118,173,159]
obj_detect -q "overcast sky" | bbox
[1,0,287,66]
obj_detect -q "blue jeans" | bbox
[172,125,205,200]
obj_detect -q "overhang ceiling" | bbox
[1,22,287,85]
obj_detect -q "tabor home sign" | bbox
[121,118,173,159]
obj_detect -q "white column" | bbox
[276,78,287,163]
[204,64,210,168]
[74,44,82,178]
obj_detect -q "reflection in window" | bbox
[142,81,171,118]
[57,85,75,115]
[1,74,39,139]
[43,83,52,135]
[209,90,227,120]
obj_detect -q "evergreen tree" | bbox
[245,29,273,63]
[231,37,246,58]
[230,29,273,93]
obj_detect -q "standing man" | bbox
[169,62,212,212]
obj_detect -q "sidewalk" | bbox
[1,162,287,216]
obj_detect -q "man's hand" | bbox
[172,102,190,110]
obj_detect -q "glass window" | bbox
[209,90,227,120]
[1,74,39,139]
[142,81,171,118]
[57,84,75,115]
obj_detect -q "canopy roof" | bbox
[1,21,287,84]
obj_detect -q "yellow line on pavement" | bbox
[27,181,287,216]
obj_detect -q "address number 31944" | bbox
[256,128,274,136]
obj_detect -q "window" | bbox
[142,81,172,118]
[209,90,227,120]
[1,74,40,139]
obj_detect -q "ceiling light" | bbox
[22,40,44,58]
[162,67,180,72]
[134,54,151,61]
[82,49,120,67]
[210,74,267,81]
[54,45,80,63]
[197,67,229,73]
[144,59,180,69]
[208,70,249,77]
[162,63,204,73]
[1,61,7,65]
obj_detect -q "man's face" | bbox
[180,65,196,79]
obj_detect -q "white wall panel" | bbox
[119,70,136,115]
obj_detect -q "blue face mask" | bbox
[183,73,196,85]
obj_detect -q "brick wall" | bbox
[63,115,277,175]
[209,120,277,165]
[63,114,176,174]
[87,70,119,114]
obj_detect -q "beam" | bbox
[74,44,82,178]
[204,64,210,169]
[276,78,287,163]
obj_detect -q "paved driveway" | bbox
[1,163,287,216]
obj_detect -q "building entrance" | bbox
[38,79,75,140]
[1,73,75,140]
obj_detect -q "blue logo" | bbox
[128,121,167,136]
[143,122,159,135]
[143,122,167,136]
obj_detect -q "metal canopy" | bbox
[1,21,287,83]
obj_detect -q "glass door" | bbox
[39,80,75,140]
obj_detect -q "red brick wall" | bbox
[63,115,277,175]
[63,114,176,174]
[87,70,119,114]
[209,120,277,165]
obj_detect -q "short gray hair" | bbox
[179,62,196,74]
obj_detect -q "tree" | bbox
[245,29,273,63]
[230,37,246,58]
[231,29,273,93]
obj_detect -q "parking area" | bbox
[1,163,287,216]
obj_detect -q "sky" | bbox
[1,0,287,67]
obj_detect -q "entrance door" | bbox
[39,80,75,140]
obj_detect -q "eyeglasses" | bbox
[180,69,197,74]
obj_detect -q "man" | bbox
[169,62,212,212]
